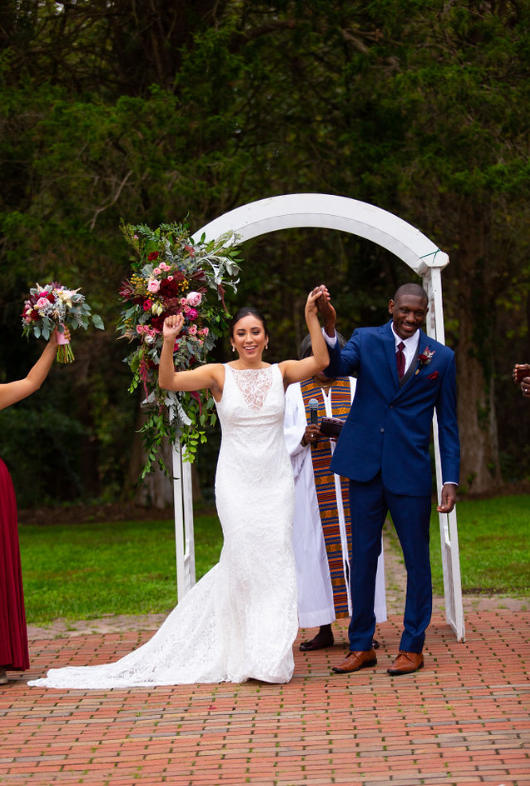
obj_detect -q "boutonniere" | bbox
[415,346,436,375]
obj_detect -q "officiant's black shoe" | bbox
[332,649,377,674]
[372,639,380,650]
[299,630,335,651]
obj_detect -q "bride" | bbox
[29,287,329,689]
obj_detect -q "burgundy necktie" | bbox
[396,341,405,379]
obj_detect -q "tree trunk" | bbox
[126,407,174,508]
[451,206,501,494]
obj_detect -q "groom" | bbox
[318,283,460,675]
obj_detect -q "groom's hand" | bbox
[437,484,457,513]
[316,286,336,337]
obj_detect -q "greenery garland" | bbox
[117,220,242,477]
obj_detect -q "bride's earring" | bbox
[231,345,235,353]
[265,342,268,350]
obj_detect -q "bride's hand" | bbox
[163,314,184,341]
[305,286,325,318]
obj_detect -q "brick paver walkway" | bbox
[1,610,529,786]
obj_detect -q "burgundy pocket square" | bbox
[427,371,439,380]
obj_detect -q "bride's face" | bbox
[231,315,268,360]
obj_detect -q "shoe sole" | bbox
[387,661,424,676]
[299,641,334,651]
[332,657,377,674]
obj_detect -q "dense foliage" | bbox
[1,0,530,505]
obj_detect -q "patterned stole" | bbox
[301,378,352,618]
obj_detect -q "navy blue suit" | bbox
[326,321,460,652]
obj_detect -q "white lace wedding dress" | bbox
[29,364,298,689]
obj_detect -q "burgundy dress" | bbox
[0,458,30,671]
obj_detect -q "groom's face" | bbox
[388,294,428,340]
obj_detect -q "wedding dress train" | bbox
[29,364,297,689]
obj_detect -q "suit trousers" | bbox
[348,473,432,653]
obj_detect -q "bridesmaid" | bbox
[0,329,65,684]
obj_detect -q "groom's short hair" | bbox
[393,283,428,303]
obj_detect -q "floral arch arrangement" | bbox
[117,221,242,477]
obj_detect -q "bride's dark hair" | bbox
[229,307,269,338]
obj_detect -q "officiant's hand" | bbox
[301,423,323,446]
[163,314,184,341]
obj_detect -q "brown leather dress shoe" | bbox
[332,649,377,674]
[387,650,424,675]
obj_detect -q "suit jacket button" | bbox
[380,427,385,433]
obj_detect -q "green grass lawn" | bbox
[19,495,530,625]
[386,494,530,597]
[20,512,223,624]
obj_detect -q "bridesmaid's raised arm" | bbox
[0,329,64,412]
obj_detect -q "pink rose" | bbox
[147,279,160,293]
[153,267,161,275]
[167,276,174,281]
[180,298,188,306]
[36,297,49,309]
[188,324,197,335]
[187,308,198,321]
[186,291,202,307]
[199,327,209,337]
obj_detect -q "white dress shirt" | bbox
[390,323,420,375]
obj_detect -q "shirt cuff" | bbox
[322,327,337,347]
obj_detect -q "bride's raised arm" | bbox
[280,286,330,386]
[159,314,224,398]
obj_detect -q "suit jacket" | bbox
[325,321,460,497]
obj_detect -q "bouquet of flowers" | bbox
[117,220,242,477]
[21,283,104,362]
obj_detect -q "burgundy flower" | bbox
[119,280,135,301]
[150,314,168,331]
[159,278,182,297]
[418,347,435,366]
[148,251,159,261]
[187,308,198,321]
[143,299,153,311]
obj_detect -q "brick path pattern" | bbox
[1,610,529,786]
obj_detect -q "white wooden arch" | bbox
[172,193,465,642]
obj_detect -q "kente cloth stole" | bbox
[301,378,352,618]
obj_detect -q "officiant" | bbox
[284,334,387,651]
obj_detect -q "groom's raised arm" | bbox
[317,288,360,377]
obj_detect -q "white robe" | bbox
[284,380,387,629]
